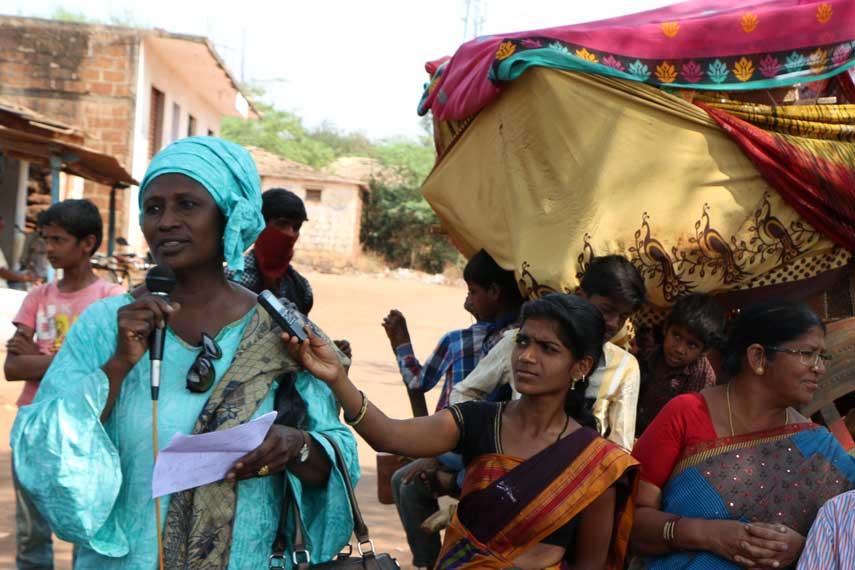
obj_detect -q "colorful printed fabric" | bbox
[161,309,299,567]
[9,295,359,569]
[697,98,855,141]
[700,102,855,251]
[394,318,515,411]
[419,0,855,121]
[639,424,855,569]
[419,68,850,320]
[797,490,855,570]
[436,426,638,569]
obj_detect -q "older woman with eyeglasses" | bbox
[10,138,358,569]
[630,298,855,570]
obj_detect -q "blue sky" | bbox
[1,0,674,140]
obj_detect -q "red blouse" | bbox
[631,393,719,488]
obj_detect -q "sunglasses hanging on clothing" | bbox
[186,332,223,393]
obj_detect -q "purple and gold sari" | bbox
[644,423,855,570]
[436,428,638,569]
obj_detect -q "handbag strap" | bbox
[271,434,373,568]
[322,434,371,544]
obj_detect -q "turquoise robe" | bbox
[10,294,359,569]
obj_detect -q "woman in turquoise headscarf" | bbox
[10,137,359,569]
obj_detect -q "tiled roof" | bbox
[248,146,366,187]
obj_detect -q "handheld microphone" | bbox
[145,265,175,570]
[146,265,176,401]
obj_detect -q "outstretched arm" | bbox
[283,327,461,458]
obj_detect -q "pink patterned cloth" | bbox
[420,0,855,120]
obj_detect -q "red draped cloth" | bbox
[700,103,855,251]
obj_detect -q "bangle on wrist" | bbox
[344,390,368,426]
[663,516,682,547]
[292,430,311,464]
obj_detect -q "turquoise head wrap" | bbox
[139,136,264,274]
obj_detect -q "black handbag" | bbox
[269,434,400,569]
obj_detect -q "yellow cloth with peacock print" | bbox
[421,68,849,311]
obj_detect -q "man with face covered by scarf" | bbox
[226,188,314,315]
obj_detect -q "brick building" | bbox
[0,16,256,252]
[249,147,368,261]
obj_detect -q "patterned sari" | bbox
[436,427,638,569]
[642,423,855,570]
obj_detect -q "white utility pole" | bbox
[462,0,486,41]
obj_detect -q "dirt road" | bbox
[0,271,471,569]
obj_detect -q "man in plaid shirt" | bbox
[390,318,512,411]
[382,249,523,570]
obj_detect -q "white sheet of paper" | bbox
[151,411,277,498]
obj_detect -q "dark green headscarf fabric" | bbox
[139,136,264,274]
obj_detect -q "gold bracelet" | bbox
[345,391,368,427]
[348,396,368,427]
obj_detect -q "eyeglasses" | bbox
[186,333,222,393]
[764,346,832,368]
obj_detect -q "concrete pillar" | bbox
[62,172,84,200]
[12,159,29,268]
[108,185,117,256]
[50,155,61,204]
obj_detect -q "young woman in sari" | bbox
[10,137,359,569]
[631,298,855,569]
[286,293,638,569]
